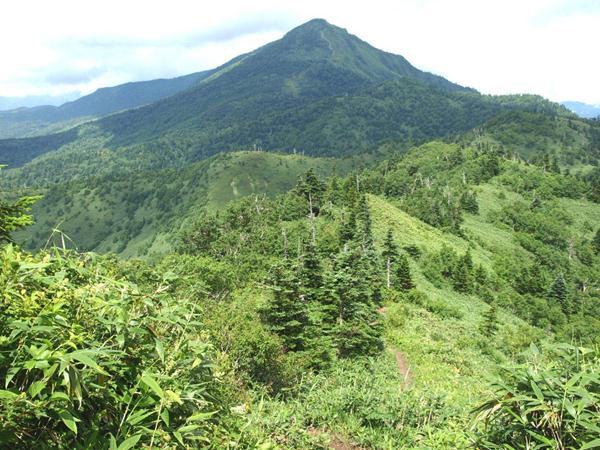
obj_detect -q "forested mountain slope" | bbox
[15,151,356,256]
[0,19,570,190]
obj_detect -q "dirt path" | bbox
[377,306,412,385]
[307,427,364,450]
[394,349,411,386]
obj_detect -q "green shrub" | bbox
[0,245,233,448]
[473,343,600,449]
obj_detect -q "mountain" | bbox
[0,70,213,139]
[562,101,600,119]
[0,91,81,110]
[0,19,569,188]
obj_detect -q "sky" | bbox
[1,0,598,104]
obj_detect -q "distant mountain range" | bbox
[0,92,81,111]
[561,101,600,119]
[0,71,212,139]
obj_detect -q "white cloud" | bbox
[0,0,598,103]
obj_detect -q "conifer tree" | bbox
[453,250,473,293]
[263,260,308,351]
[299,236,322,302]
[295,169,326,217]
[329,244,382,357]
[550,156,560,173]
[548,274,570,314]
[339,208,356,243]
[460,190,479,214]
[381,228,399,288]
[355,195,374,250]
[480,304,499,336]
[593,228,600,255]
[474,264,488,287]
[323,175,341,205]
[0,173,39,243]
[395,252,414,291]
[530,196,542,209]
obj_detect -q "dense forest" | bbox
[1,17,600,450]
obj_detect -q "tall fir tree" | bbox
[480,304,499,336]
[453,250,473,293]
[339,208,357,243]
[262,260,308,351]
[328,244,382,357]
[355,194,374,250]
[593,228,600,255]
[0,170,39,243]
[381,228,399,289]
[395,253,414,291]
[548,274,570,315]
[299,235,322,303]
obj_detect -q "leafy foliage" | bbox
[474,344,600,449]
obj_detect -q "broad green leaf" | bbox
[140,373,164,399]
[161,408,170,427]
[173,431,184,446]
[28,380,46,398]
[155,339,165,364]
[109,435,118,450]
[582,439,600,449]
[116,434,141,450]
[58,410,78,434]
[68,351,108,375]
[49,391,70,402]
[125,409,154,425]
[177,424,200,433]
[0,389,18,400]
[187,411,217,422]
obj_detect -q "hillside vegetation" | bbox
[1,17,600,450]
[15,151,356,256]
[2,143,600,447]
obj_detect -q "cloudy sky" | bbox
[1,0,599,104]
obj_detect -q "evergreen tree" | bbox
[0,172,39,243]
[593,228,600,255]
[295,169,326,217]
[381,228,399,288]
[299,236,322,302]
[395,253,414,291]
[453,250,473,293]
[339,208,356,243]
[460,190,479,214]
[548,275,570,315]
[480,304,499,336]
[474,265,488,287]
[550,156,560,173]
[355,195,374,249]
[530,196,542,209]
[329,244,382,357]
[323,175,341,205]
[262,260,308,351]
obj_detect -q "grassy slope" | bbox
[16,151,354,257]
[262,167,600,448]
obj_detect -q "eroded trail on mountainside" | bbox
[378,306,412,386]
